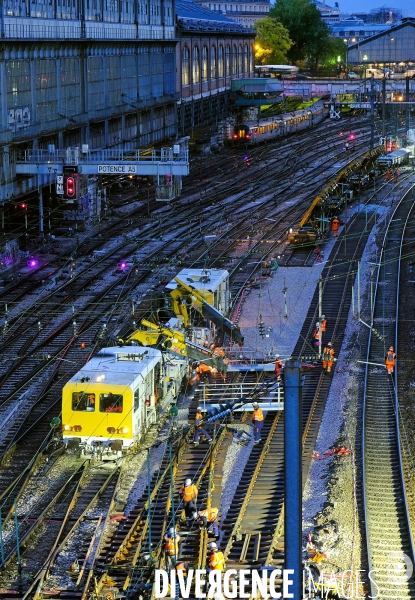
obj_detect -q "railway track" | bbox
[0,118,396,596]
[363,188,415,598]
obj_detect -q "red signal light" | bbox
[246,134,251,139]
[233,134,238,139]
[350,133,355,140]
[66,176,75,197]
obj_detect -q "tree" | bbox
[254,18,293,65]
[270,0,331,68]
[320,37,347,67]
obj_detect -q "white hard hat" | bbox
[209,542,218,550]
[197,406,202,411]
[185,478,192,486]
[321,315,325,319]
[328,342,333,347]
[252,402,259,408]
[315,322,319,327]
[275,355,280,359]
[168,527,176,536]
[193,512,199,519]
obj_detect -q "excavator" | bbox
[169,277,244,346]
[113,319,228,373]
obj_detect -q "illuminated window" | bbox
[182,46,190,85]
[100,393,123,413]
[218,45,224,77]
[193,46,200,83]
[202,46,208,80]
[211,45,216,78]
[72,392,95,412]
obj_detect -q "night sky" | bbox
[340,1,415,17]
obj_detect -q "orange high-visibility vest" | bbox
[209,550,225,570]
[179,484,198,502]
[195,411,204,427]
[176,563,187,577]
[386,351,396,364]
[252,408,264,422]
[323,347,335,361]
[199,507,218,522]
[275,360,283,375]
[332,219,339,231]
[320,319,327,332]
[197,363,212,373]
[164,534,180,556]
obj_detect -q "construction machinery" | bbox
[113,319,228,372]
[165,269,244,346]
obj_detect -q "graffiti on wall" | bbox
[8,106,31,130]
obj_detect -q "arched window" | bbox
[211,46,216,78]
[202,46,208,81]
[193,46,200,83]
[232,45,237,74]
[243,45,248,73]
[225,46,230,76]
[218,45,224,78]
[182,46,190,85]
[238,45,243,75]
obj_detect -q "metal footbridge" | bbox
[15,145,189,176]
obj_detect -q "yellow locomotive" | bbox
[62,346,187,454]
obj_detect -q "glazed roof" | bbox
[176,0,254,33]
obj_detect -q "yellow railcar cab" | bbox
[62,346,186,454]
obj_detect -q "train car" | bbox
[62,346,187,455]
[376,148,411,168]
[230,101,328,145]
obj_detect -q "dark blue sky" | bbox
[343,1,414,16]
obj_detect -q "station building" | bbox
[347,17,415,65]
[176,0,255,134]
[0,0,180,208]
[0,0,254,233]
[192,0,269,28]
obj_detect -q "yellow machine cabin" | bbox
[62,346,186,455]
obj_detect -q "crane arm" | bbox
[114,319,227,372]
[173,278,244,346]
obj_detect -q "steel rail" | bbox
[362,188,415,598]
[22,466,121,600]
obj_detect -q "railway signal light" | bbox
[66,176,75,197]
[80,342,86,349]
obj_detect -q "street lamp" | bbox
[343,39,348,72]
[363,54,368,78]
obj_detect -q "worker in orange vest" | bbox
[164,527,181,569]
[313,322,320,348]
[385,345,396,375]
[275,355,283,382]
[331,217,340,237]
[252,402,264,444]
[188,365,200,387]
[193,406,212,445]
[394,169,399,183]
[323,342,335,373]
[196,362,213,385]
[179,478,198,518]
[196,506,219,536]
[208,542,225,571]
[320,315,327,333]
[386,170,392,182]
